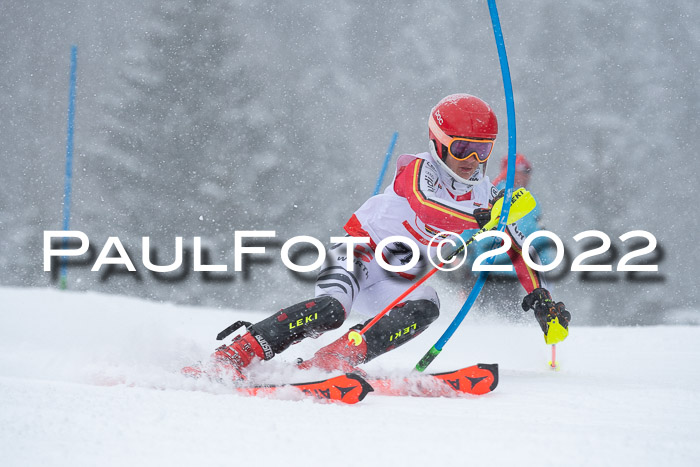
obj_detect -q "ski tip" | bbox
[345,373,374,402]
[242,373,375,404]
[477,363,499,391]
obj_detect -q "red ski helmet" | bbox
[428,94,498,184]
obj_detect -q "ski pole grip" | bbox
[415,346,441,372]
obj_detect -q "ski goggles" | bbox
[444,137,494,162]
[429,116,494,162]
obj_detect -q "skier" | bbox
[183,94,571,381]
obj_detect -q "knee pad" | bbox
[360,299,439,362]
[248,296,346,357]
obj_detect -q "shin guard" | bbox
[362,299,439,362]
[299,299,440,372]
[247,296,346,358]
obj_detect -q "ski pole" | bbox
[372,131,399,196]
[348,188,535,346]
[549,344,558,369]
[415,0,518,372]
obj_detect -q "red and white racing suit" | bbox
[315,152,546,317]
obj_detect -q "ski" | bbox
[101,365,494,403]
[234,373,374,404]
[366,363,498,397]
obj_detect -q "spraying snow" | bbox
[0,287,698,466]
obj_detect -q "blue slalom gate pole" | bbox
[372,131,399,195]
[416,0,517,371]
[59,45,78,290]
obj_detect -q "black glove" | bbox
[474,208,492,229]
[522,288,571,336]
[474,189,505,229]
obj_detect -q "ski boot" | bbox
[182,332,266,382]
[182,296,346,381]
[297,299,439,374]
[297,329,368,374]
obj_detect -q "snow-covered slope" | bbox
[1,287,698,466]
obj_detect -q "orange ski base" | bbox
[235,373,374,404]
[367,364,499,397]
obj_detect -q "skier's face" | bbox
[445,154,480,180]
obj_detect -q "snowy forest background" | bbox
[1,0,698,325]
